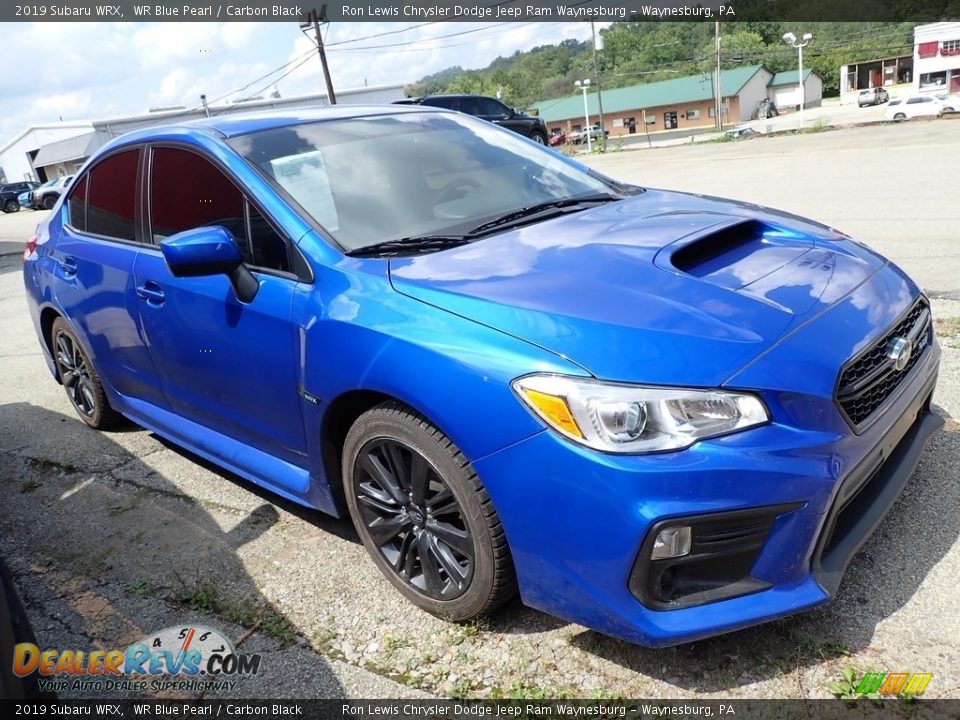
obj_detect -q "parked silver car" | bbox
[858,87,889,107]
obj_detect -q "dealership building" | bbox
[0,83,404,185]
[531,65,822,138]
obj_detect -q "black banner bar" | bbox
[3,699,960,719]
[2,1,960,23]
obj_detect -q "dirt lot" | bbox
[1,121,958,700]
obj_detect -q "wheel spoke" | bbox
[427,488,459,517]
[409,454,429,506]
[79,380,96,414]
[367,514,412,546]
[431,536,469,587]
[393,532,416,574]
[359,452,406,505]
[430,521,472,558]
[356,484,402,517]
[383,443,409,494]
[61,369,79,388]
[417,533,443,595]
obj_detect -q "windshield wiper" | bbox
[465,193,620,237]
[346,235,471,258]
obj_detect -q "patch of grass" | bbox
[25,457,81,474]
[262,613,295,646]
[172,578,222,614]
[826,666,879,700]
[76,552,111,580]
[20,478,41,493]
[109,488,149,515]
[798,117,831,134]
[124,580,158,598]
[488,682,576,700]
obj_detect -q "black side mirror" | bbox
[160,226,259,303]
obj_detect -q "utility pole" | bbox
[714,21,722,131]
[305,7,336,105]
[591,20,606,152]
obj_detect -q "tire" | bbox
[894,113,906,121]
[343,402,516,621]
[3,199,19,213]
[42,196,56,210]
[50,317,122,430]
[529,130,547,145]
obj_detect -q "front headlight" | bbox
[512,374,769,454]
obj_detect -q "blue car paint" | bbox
[23,107,941,647]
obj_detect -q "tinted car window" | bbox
[86,149,139,241]
[67,176,88,231]
[422,96,456,110]
[477,98,508,116]
[150,147,289,273]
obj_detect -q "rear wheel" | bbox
[50,318,121,429]
[3,199,18,213]
[42,196,56,210]
[343,402,516,621]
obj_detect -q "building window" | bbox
[918,41,938,58]
[685,109,700,120]
[919,71,948,88]
[708,104,727,118]
[942,39,960,56]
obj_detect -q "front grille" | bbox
[837,298,932,429]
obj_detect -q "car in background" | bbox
[886,95,944,121]
[725,126,757,139]
[1,181,40,213]
[934,93,960,112]
[22,179,57,210]
[395,94,549,144]
[548,129,566,147]
[570,124,609,145]
[29,175,72,210]
[23,106,942,648]
[858,87,889,107]
[18,191,33,210]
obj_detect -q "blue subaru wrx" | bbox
[23,107,942,646]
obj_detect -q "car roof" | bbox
[116,104,444,143]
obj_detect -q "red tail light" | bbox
[23,234,37,261]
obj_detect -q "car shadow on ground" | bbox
[0,402,347,699]
[565,407,960,693]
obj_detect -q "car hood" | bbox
[388,189,886,386]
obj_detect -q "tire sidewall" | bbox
[50,317,108,428]
[342,408,498,621]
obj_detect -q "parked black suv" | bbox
[395,94,549,144]
[0,181,40,213]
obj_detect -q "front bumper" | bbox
[473,339,941,647]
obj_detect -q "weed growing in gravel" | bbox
[124,580,158,598]
[826,666,880,699]
[76,552,111,580]
[20,478,40,493]
[172,577,222,614]
[262,613,295,646]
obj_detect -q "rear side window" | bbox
[67,176,87,230]
[150,147,289,273]
[83,149,140,241]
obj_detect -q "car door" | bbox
[49,147,169,409]
[477,97,521,132]
[132,144,307,466]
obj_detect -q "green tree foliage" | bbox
[406,21,919,108]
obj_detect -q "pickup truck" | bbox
[570,124,609,145]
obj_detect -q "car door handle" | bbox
[59,257,78,276]
[136,282,166,305]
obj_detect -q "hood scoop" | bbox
[661,219,815,291]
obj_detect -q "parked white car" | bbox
[934,93,960,112]
[885,94,944,121]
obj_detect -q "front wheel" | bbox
[894,112,906,121]
[343,402,516,621]
[3,200,18,213]
[529,130,547,145]
[42,196,56,210]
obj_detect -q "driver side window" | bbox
[150,146,290,273]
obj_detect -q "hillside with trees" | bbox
[405,22,917,110]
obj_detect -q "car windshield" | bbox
[38,179,57,188]
[228,111,626,253]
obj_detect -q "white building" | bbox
[914,21,960,95]
[767,69,824,111]
[0,122,92,184]
[0,84,404,184]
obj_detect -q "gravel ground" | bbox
[1,121,958,700]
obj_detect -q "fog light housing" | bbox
[651,526,691,560]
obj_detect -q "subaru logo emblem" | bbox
[887,337,913,372]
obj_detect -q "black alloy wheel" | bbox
[354,438,473,600]
[343,402,516,621]
[50,318,120,429]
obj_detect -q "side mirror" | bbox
[160,226,259,303]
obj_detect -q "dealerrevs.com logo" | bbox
[13,625,262,694]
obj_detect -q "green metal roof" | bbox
[532,65,767,123]
[769,69,815,86]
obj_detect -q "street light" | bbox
[574,79,592,152]
[783,31,813,129]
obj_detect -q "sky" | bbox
[0,21,601,146]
